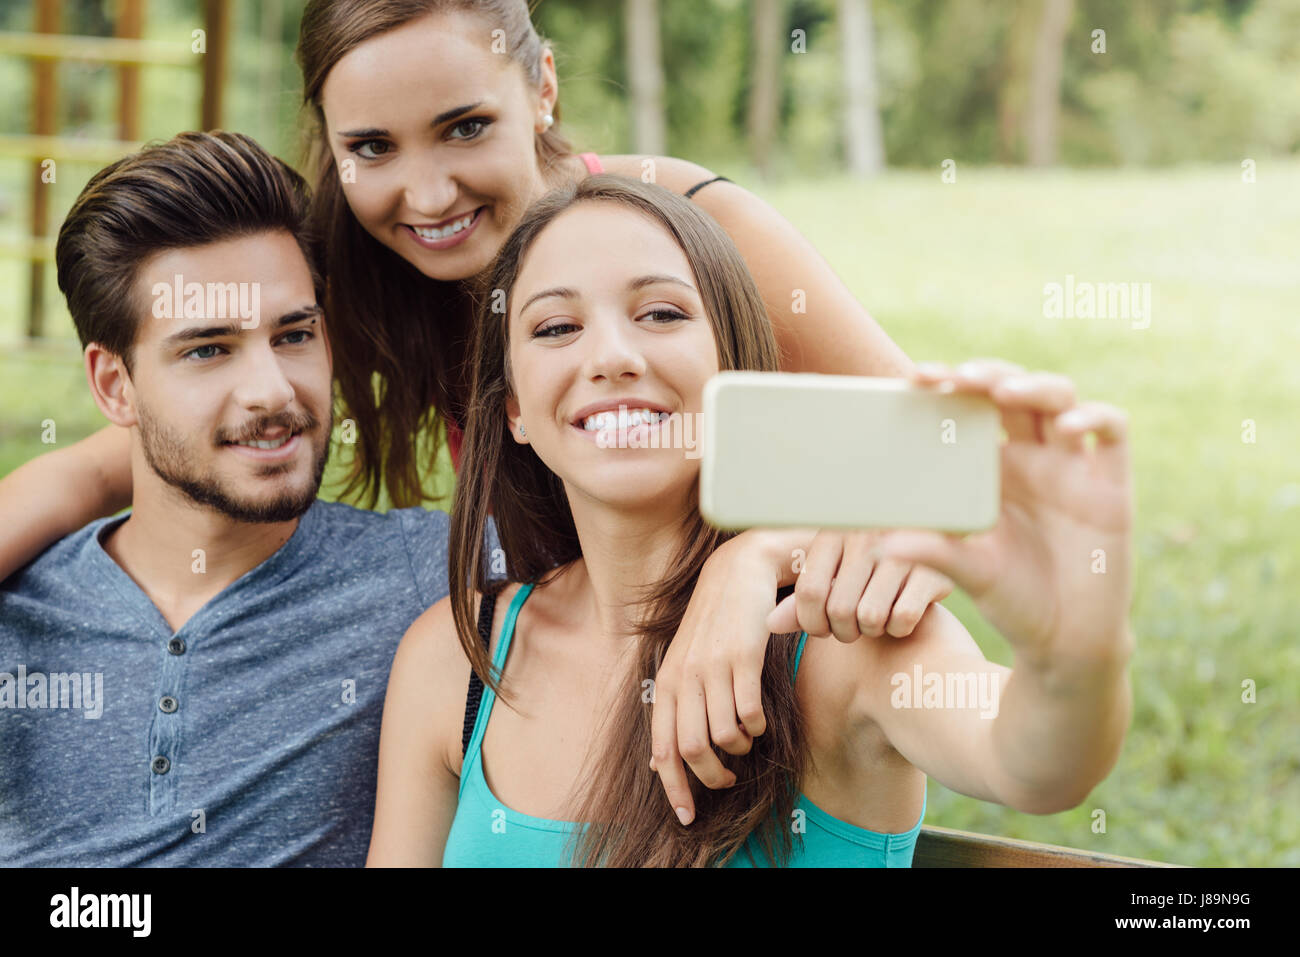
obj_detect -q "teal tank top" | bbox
[442,583,926,867]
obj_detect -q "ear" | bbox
[504,395,529,445]
[84,344,139,429]
[536,45,559,120]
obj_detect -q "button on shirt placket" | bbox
[148,626,190,815]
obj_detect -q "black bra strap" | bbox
[462,588,500,758]
[684,175,731,199]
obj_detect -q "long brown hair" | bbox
[297,0,575,507]
[448,175,807,867]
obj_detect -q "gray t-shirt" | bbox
[0,499,480,866]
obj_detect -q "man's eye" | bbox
[280,330,313,345]
[449,118,491,141]
[184,344,223,360]
[351,139,391,159]
[534,321,579,338]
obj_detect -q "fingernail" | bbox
[916,362,946,377]
[675,806,692,825]
[1000,378,1032,392]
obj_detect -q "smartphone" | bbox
[700,371,1000,532]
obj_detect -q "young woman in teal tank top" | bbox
[367,176,1136,867]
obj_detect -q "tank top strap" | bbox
[490,582,535,674]
[459,582,536,800]
[578,152,604,175]
[792,631,809,679]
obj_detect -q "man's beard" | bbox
[137,403,331,524]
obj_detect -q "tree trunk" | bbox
[1025,0,1074,166]
[625,0,666,156]
[747,0,782,177]
[839,0,886,177]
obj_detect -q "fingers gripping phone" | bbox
[700,372,1000,532]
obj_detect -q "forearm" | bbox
[987,632,1134,814]
[0,425,131,579]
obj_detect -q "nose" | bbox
[582,312,647,384]
[403,151,459,219]
[232,342,296,414]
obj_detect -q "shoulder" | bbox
[2,516,118,598]
[392,581,528,776]
[596,154,740,199]
[309,499,449,537]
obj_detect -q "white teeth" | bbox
[580,408,669,431]
[235,435,291,450]
[412,211,476,241]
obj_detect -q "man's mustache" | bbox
[216,409,321,445]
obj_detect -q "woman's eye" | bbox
[280,329,313,345]
[534,321,579,338]
[449,118,491,141]
[184,344,223,361]
[640,309,689,324]
[351,139,391,160]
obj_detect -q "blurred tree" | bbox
[839,0,886,175]
[1026,0,1074,165]
[748,0,783,175]
[624,0,666,154]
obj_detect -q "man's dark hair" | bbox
[55,130,322,372]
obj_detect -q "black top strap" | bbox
[684,175,732,199]
[462,588,500,758]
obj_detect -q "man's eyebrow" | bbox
[275,304,324,327]
[336,127,387,139]
[518,286,579,317]
[161,305,322,348]
[336,103,483,140]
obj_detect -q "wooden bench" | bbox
[913,825,1179,867]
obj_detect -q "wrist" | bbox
[712,530,798,587]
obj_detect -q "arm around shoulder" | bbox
[0,424,132,581]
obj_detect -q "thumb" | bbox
[766,592,799,635]
[873,529,981,594]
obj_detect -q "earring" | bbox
[541,113,554,131]
[519,423,527,436]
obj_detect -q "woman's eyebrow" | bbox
[518,286,579,316]
[628,274,696,294]
[336,102,484,140]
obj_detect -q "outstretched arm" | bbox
[0,424,132,580]
[855,359,1134,810]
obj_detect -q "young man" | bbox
[0,132,461,865]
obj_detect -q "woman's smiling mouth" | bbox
[404,207,485,249]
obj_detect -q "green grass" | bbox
[3,162,1297,866]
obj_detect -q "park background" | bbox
[0,0,1297,866]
